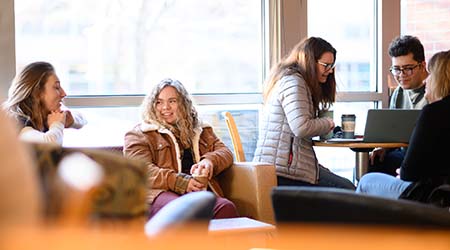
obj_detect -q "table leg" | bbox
[354,151,369,182]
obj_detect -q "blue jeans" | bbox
[277,165,356,190]
[356,173,412,199]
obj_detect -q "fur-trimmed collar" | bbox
[139,119,211,133]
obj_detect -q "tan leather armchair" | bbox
[217,161,277,225]
[220,111,277,224]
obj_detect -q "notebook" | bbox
[326,109,421,143]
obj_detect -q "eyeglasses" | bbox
[390,63,421,76]
[317,61,336,71]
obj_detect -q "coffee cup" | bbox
[192,173,208,191]
[318,109,334,140]
[341,114,356,139]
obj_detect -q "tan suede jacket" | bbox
[123,120,233,204]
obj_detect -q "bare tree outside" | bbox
[15,0,262,95]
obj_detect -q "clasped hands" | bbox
[186,158,213,193]
[47,108,75,128]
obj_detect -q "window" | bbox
[308,0,376,92]
[15,0,263,95]
[15,0,265,152]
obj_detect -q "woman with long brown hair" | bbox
[3,61,86,145]
[253,37,355,189]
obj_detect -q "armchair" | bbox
[218,161,276,225]
[220,111,277,225]
[272,186,450,228]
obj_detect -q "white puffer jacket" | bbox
[253,74,331,184]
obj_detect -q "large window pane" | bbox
[401,0,450,61]
[308,0,376,92]
[15,0,263,95]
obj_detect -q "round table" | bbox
[313,140,408,182]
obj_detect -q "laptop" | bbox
[326,109,421,143]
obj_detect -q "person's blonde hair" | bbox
[427,50,450,102]
[2,62,55,131]
[263,37,337,113]
[141,78,198,149]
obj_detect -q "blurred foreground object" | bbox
[145,191,215,237]
[0,109,42,228]
[272,186,450,228]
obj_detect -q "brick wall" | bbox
[403,0,450,61]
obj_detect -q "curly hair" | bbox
[263,37,337,112]
[141,78,198,149]
[2,62,55,131]
[388,35,425,62]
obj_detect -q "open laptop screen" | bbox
[326,109,421,143]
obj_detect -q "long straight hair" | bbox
[263,37,337,113]
[141,78,199,149]
[2,62,55,131]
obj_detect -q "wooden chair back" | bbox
[221,111,246,162]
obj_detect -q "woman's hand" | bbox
[186,178,206,192]
[325,117,335,132]
[190,159,213,179]
[63,110,75,128]
[369,147,386,165]
[47,110,66,127]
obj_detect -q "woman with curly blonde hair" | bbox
[124,78,238,219]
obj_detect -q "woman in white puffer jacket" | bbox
[253,37,355,190]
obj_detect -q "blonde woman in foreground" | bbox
[357,50,450,204]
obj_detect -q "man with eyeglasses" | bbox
[369,35,428,176]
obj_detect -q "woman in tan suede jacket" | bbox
[124,78,238,219]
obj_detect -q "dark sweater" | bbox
[400,95,450,181]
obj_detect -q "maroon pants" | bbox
[149,191,239,219]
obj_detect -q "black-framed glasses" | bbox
[389,63,421,76]
[317,61,336,71]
